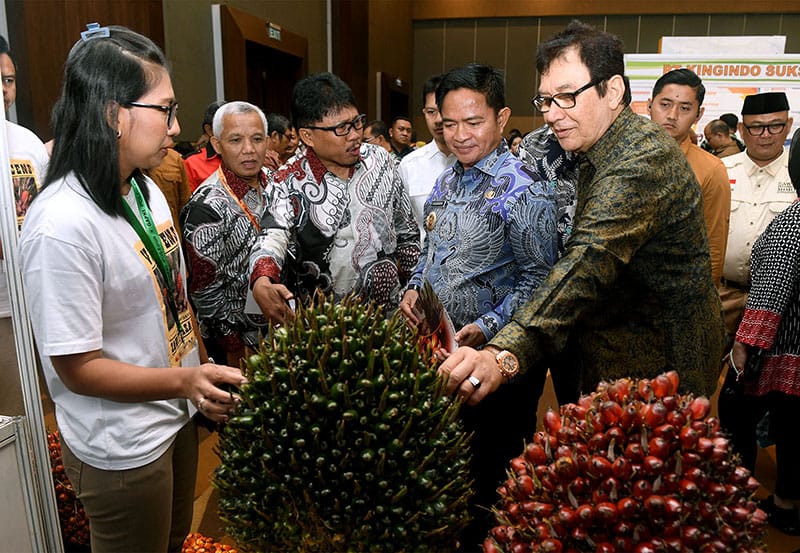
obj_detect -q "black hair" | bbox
[203,100,225,129]
[291,72,357,129]
[509,128,522,141]
[652,68,705,106]
[422,74,443,106]
[173,141,196,157]
[707,119,730,136]
[46,25,168,217]
[0,34,13,68]
[720,113,739,133]
[435,63,505,114]
[266,112,290,136]
[366,120,390,141]
[391,115,412,126]
[537,20,630,105]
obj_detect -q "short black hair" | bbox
[652,68,705,106]
[537,20,630,105]
[47,25,168,217]
[203,100,225,130]
[366,120,390,141]
[436,63,505,114]
[391,115,411,127]
[422,74,443,106]
[266,112,290,136]
[720,113,739,133]
[292,72,357,129]
[0,34,13,66]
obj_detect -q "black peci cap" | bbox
[741,92,790,115]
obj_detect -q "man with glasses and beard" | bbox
[249,72,419,323]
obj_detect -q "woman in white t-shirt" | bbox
[19,25,245,552]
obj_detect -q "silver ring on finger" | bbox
[468,375,481,390]
[198,397,206,411]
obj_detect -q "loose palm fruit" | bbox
[48,430,91,548]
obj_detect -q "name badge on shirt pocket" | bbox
[427,200,445,231]
[425,212,437,232]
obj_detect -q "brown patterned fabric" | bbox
[490,108,726,396]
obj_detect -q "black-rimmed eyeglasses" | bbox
[305,114,367,136]
[743,122,788,136]
[531,81,598,113]
[123,101,179,129]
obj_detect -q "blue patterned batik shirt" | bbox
[518,124,579,257]
[408,141,558,341]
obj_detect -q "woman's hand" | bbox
[188,362,248,423]
[51,351,247,424]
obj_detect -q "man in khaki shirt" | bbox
[720,91,795,338]
[648,68,730,287]
[716,92,796,507]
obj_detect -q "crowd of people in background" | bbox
[2,17,800,552]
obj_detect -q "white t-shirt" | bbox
[397,140,455,246]
[0,121,49,318]
[20,173,198,470]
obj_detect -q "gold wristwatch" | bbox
[484,345,519,380]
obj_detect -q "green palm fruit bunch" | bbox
[214,294,474,552]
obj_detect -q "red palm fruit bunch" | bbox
[47,430,90,548]
[484,371,767,553]
[182,532,238,552]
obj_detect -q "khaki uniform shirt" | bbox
[723,149,794,285]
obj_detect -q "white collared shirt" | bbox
[397,140,456,245]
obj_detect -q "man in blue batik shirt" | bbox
[400,64,557,348]
[399,63,558,551]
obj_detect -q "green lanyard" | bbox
[121,177,183,333]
